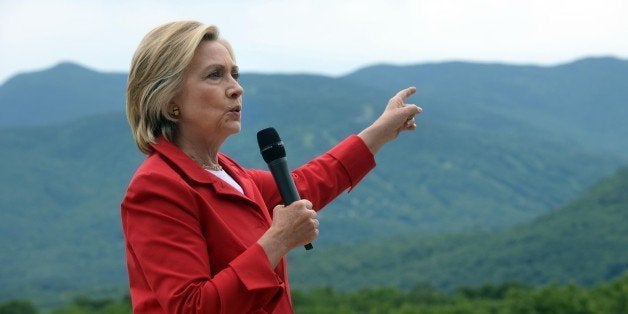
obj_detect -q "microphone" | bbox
[257,127,313,250]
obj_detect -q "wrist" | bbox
[257,227,289,268]
[358,125,386,155]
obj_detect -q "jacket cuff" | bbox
[229,243,283,291]
[210,243,284,313]
[327,135,376,191]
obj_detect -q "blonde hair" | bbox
[126,20,235,154]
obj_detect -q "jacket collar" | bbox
[150,136,222,184]
[149,136,255,197]
[149,136,272,223]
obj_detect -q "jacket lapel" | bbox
[219,155,274,224]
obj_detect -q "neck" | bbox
[175,136,224,171]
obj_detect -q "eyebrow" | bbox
[201,63,239,73]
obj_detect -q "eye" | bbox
[231,71,240,81]
[206,69,223,79]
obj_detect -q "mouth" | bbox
[227,106,242,119]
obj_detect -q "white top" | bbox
[207,169,244,194]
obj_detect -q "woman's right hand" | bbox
[257,199,319,267]
[358,86,422,155]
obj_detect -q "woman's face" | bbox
[172,40,243,146]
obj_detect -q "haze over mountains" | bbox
[0,57,626,306]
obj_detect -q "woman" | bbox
[122,20,422,313]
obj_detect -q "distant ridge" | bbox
[346,56,626,73]
[343,56,628,155]
[0,62,127,127]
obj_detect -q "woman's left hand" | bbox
[358,86,423,154]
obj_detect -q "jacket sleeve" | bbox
[121,172,284,313]
[249,134,376,211]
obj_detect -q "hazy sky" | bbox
[1,0,627,84]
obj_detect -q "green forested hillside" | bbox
[289,166,628,291]
[0,59,627,308]
[0,113,139,306]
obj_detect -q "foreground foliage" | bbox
[2,274,626,314]
[291,275,628,313]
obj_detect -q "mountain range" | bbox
[0,57,626,307]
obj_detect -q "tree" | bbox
[0,300,38,314]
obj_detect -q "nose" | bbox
[227,79,244,99]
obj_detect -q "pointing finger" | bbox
[394,86,416,102]
[388,87,417,109]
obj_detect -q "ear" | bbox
[167,100,180,118]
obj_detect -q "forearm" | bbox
[293,135,376,208]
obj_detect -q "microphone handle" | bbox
[268,158,314,250]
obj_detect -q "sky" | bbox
[1,0,627,84]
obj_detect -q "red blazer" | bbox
[121,135,375,313]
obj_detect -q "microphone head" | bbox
[257,127,286,163]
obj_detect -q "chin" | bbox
[226,122,241,134]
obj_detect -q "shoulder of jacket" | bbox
[130,154,189,186]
